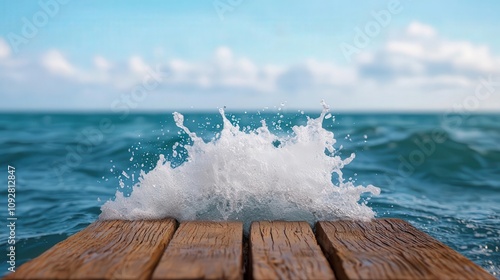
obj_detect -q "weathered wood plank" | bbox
[152,221,243,280]
[250,221,335,280]
[316,219,495,280]
[5,219,177,280]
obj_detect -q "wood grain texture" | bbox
[152,221,243,280]
[5,219,177,280]
[316,219,495,280]
[250,221,335,280]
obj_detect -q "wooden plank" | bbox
[5,219,177,280]
[152,221,243,280]
[250,221,335,280]
[316,219,495,280]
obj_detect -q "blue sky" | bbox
[1,0,499,111]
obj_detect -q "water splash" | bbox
[100,102,380,229]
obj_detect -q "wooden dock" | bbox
[5,218,494,280]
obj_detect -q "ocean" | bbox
[1,108,499,277]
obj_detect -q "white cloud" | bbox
[385,41,426,57]
[214,46,233,68]
[359,21,500,85]
[407,21,436,38]
[41,50,76,76]
[128,56,150,74]
[1,22,499,111]
[94,56,112,71]
[0,38,11,59]
[164,48,278,92]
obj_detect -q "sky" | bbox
[0,0,499,111]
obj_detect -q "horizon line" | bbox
[1,108,499,115]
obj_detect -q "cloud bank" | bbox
[0,22,499,111]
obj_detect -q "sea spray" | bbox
[100,102,381,229]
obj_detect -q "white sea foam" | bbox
[100,102,380,229]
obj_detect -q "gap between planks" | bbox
[250,221,335,280]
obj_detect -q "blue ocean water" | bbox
[1,111,499,277]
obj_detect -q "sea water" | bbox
[0,106,499,277]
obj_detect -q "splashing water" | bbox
[100,102,381,229]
